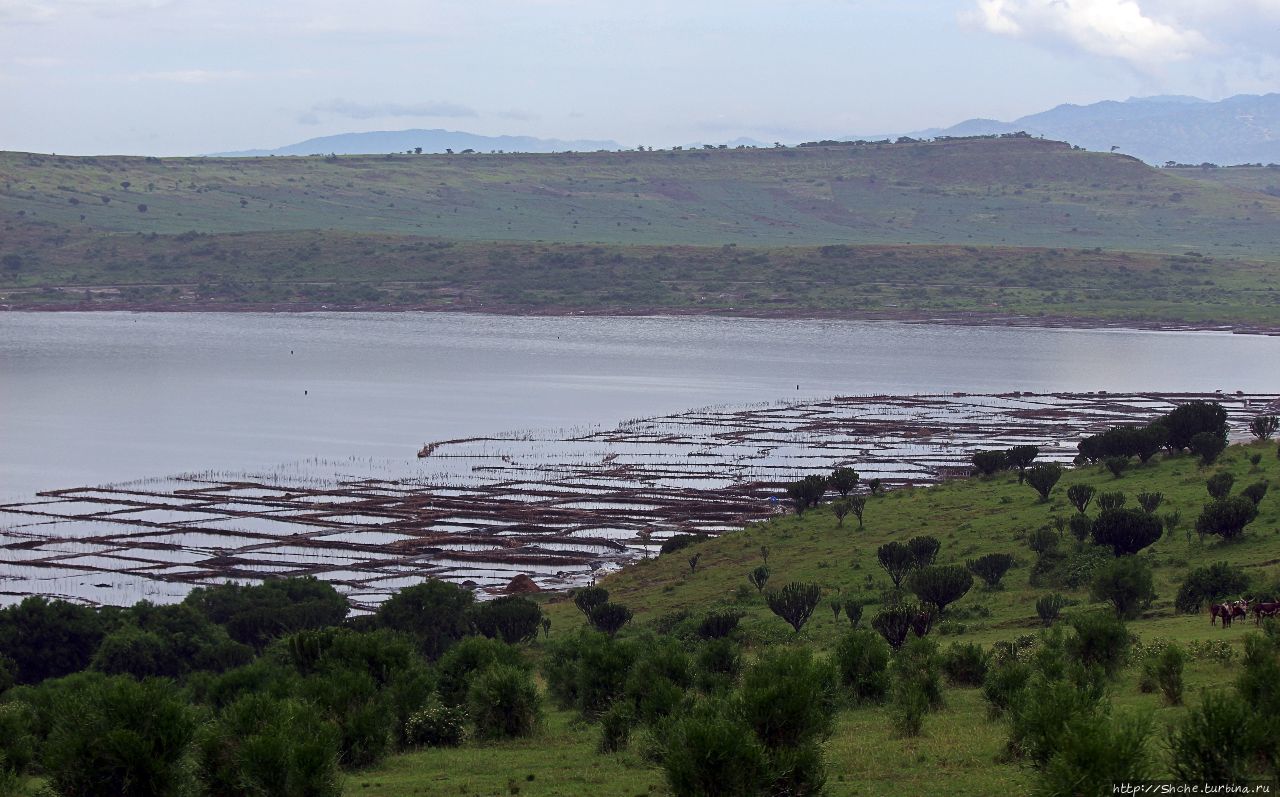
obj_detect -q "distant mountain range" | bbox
[873,94,1280,166]
[213,129,620,157]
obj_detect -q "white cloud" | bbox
[968,0,1210,68]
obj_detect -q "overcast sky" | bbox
[2,0,1278,155]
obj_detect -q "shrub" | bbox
[1027,527,1060,555]
[831,498,851,527]
[543,630,636,716]
[624,639,692,724]
[697,610,742,640]
[43,676,199,797]
[1036,593,1069,626]
[299,666,393,769]
[573,586,610,616]
[1104,456,1130,478]
[1136,491,1164,513]
[588,603,633,636]
[1241,481,1269,506]
[597,702,635,753]
[90,627,175,679]
[467,663,541,739]
[908,565,973,615]
[877,541,915,588]
[1096,491,1126,511]
[1007,445,1040,482]
[1026,464,1063,502]
[695,638,743,694]
[1191,431,1227,465]
[872,603,916,650]
[661,701,768,797]
[967,553,1015,589]
[404,699,467,748]
[890,638,943,736]
[1168,691,1269,784]
[1006,674,1104,766]
[472,596,541,644]
[1250,414,1280,440]
[843,599,864,629]
[0,597,105,685]
[1206,471,1236,499]
[1038,711,1153,795]
[941,642,990,687]
[747,565,770,592]
[1091,556,1155,619]
[739,647,837,750]
[0,702,35,781]
[1067,514,1092,542]
[1066,611,1130,676]
[197,693,342,797]
[1174,561,1251,613]
[436,636,526,706]
[982,658,1032,718]
[785,475,828,515]
[1142,643,1185,706]
[660,534,707,555]
[1066,484,1095,514]
[187,577,349,652]
[1159,401,1227,451]
[834,629,891,703]
[906,535,941,568]
[372,579,472,660]
[1196,496,1259,541]
[1090,509,1163,556]
[890,677,929,737]
[766,582,821,634]
[972,449,1007,476]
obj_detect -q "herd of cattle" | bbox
[1210,598,1280,627]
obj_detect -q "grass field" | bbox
[343,441,1280,796]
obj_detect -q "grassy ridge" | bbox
[4,138,1279,253]
[348,443,1280,796]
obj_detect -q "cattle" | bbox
[1210,602,1234,627]
[1254,601,1280,624]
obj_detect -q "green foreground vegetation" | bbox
[1,403,1279,796]
[3,137,1280,325]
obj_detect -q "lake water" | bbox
[3,312,1278,504]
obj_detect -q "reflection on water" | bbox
[2,311,1278,502]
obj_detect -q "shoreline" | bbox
[4,301,1277,336]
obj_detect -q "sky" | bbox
[1,0,1278,155]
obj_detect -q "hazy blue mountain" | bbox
[213,129,620,157]
[859,94,1280,165]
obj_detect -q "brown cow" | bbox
[1210,602,1233,627]
[1255,601,1280,624]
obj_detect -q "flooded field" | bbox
[2,391,1272,610]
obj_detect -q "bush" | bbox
[661,701,768,797]
[472,596,541,644]
[1026,464,1063,502]
[660,534,707,555]
[299,666,393,769]
[1159,401,1227,451]
[588,603,634,636]
[697,610,742,640]
[197,693,342,797]
[372,579,472,660]
[1036,593,1069,626]
[941,642,990,687]
[1067,484,1095,513]
[573,586,610,616]
[624,639,692,724]
[843,599,864,629]
[829,466,860,496]
[1250,414,1280,440]
[834,629,891,703]
[877,541,916,588]
[967,553,1015,589]
[436,636,526,707]
[1104,456,1130,478]
[907,535,941,568]
[543,630,636,716]
[1241,480,1269,506]
[1091,556,1155,619]
[1037,711,1153,795]
[739,647,837,750]
[1006,675,1104,766]
[871,603,916,650]
[1191,431,1227,465]
[1095,491,1126,511]
[1174,561,1251,613]
[1090,509,1163,556]
[90,627,175,679]
[1066,612,1130,676]
[187,577,349,652]
[1027,527,1060,555]
[1195,496,1259,541]
[0,702,35,781]
[972,449,1007,476]
[908,565,973,615]
[695,638,743,694]
[1206,471,1236,499]
[1168,691,1270,784]
[1067,514,1092,542]
[1136,491,1163,513]
[1007,445,1040,482]
[597,702,635,753]
[467,663,542,739]
[890,638,943,736]
[747,565,770,593]
[403,699,467,748]
[43,676,199,797]
[982,658,1032,718]
[0,597,105,685]
[1143,643,1185,706]
[766,582,821,634]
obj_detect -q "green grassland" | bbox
[346,442,1280,796]
[1169,164,1280,200]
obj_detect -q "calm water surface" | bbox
[2,312,1276,503]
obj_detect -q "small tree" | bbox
[473,596,542,644]
[1090,509,1163,556]
[1174,561,1250,613]
[1097,491,1127,511]
[1036,593,1068,626]
[1195,496,1259,541]
[1067,484,1096,514]
[848,495,867,528]
[1134,425,1168,463]
[1249,414,1279,440]
[1206,472,1235,500]
[1241,481,1269,506]
[688,553,701,574]
[588,603,633,636]
[1026,464,1063,502]
[832,499,851,528]
[574,586,609,617]
[766,582,822,634]
[747,565,771,593]
[1190,432,1226,465]
[871,603,915,650]
[1159,401,1227,451]
[468,664,542,739]
[1090,556,1155,619]
[829,466,860,497]
[1136,492,1163,514]
[1068,514,1093,542]
[1104,457,1130,478]
[906,536,940,568]
[843,599,863,629]
[908,565,973,615]
[1006,445,1040,483]
[972,450,1007,476]
[1027,527,1060,555]
[967,553,1015,589]
[877,541,915,588]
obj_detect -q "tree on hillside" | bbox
[1159,401,1227,451]
[766,582,822,634]
[1091,557,1155,619]
[1250,415,1279,440]
[1067,484,1096,514]
[1190,432,1227,465]
[1026,464,1063,502]
[908,565,973,615]
[967,553,1015,589]
[1006,446,1040,483]
[829,466,860,497]
[1195,497,1259,541]
[1206,472,1235,500]
[972,450,1007,476]
[877,542,915,588]
[906,536,940,568]
[1090,509,1163,556]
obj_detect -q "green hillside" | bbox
[349,442,1280,796]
